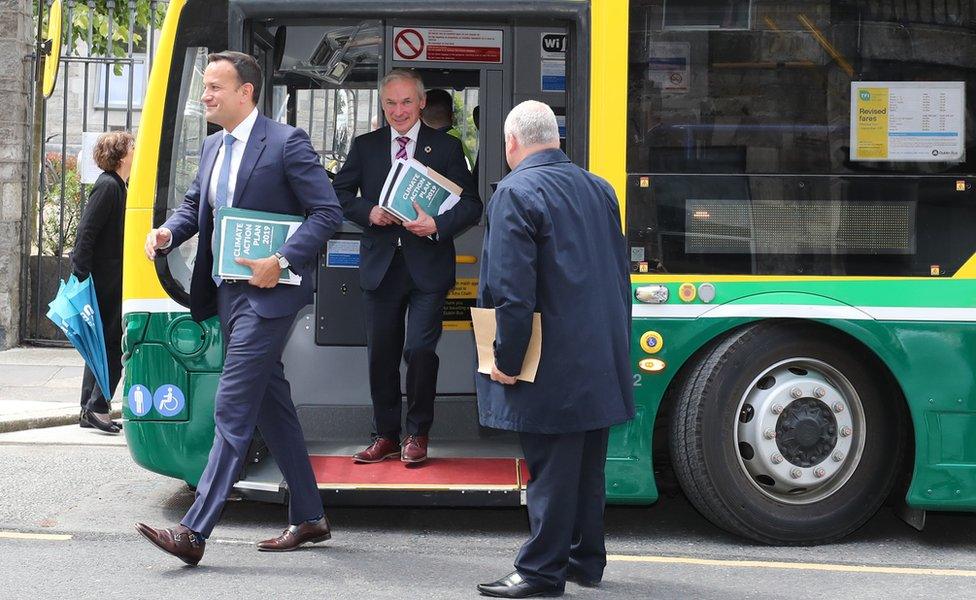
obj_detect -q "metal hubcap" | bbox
[775,399,837,468]
[735,358,866,504]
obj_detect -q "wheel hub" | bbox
[775,398,837,467]
[735,359,865,504]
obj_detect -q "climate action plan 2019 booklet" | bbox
[213,206,303,285]
[378,158,462,222]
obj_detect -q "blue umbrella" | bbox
[65,275,112,399]
[46,280,94,368]
[47,275,112,400]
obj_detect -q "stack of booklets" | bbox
[379,158,462,223]
[213,206,303,285]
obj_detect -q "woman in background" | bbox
[71,131,134,434]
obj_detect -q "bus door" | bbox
[233,11,579,506]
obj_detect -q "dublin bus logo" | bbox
[859,90,871,101]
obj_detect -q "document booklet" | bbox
[470,307,542,383]
[213,206,303,286]
[379,158,462,222]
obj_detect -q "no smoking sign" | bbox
[392,27,503,63]
[394,28,425,60]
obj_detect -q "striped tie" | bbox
[395,136,409,160]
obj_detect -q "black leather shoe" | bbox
[477,572,563,598]
[81,408,121,434]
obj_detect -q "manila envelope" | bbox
[470,307,542,383]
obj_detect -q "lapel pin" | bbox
[424,146,432,154]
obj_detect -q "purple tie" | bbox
[395,136,410,160]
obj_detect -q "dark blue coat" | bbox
[476,149,635,434]
[163,114,343,322]
[333,123,482,293]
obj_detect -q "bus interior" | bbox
[159,1,586,504]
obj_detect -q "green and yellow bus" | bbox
[122,0,976,545]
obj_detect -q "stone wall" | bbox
[0,0,31,349]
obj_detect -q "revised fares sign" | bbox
[393,27,503,63]
[850,81,965,162]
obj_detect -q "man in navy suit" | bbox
[475,101,635,598]
[333,69,481,464]
[138,51,343,565]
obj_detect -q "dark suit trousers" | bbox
[182,283,323,538]
[516,428,611,589]
[362,250,445,439]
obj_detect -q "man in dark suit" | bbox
[475,101,635,598]
[333,69,481,464]
[138,51,343,565]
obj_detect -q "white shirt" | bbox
[390,120,421,163]
[209,107,259,208]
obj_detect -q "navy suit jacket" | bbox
[476,149,635,434]
[332,123,482,293]
[163,114,343,321]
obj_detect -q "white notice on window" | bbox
[326,239,361,268]
[541,60,566,93]
[850,81,965,162]
[392,27,503,63]
[648,42,690,94]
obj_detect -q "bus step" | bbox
[310,455,526,492]
[235,440,531,506]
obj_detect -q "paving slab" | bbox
[0,347,83,366]
[0,365,67,386]
[0,423,127,446]
[0,347,122,433]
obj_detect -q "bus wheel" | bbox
[669,321,903,545]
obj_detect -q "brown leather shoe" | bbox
[135,523,205,566]
[257,517,331,552]
[352,437,400,463]
[401,435,429,464]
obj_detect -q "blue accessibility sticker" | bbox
[153,384,186,417]
[127,384,152,417]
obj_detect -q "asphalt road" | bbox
[0,431,974,600]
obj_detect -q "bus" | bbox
[122,0,976,545]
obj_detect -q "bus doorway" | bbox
[236,15,578,504]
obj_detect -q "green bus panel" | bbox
[628,280,976,511]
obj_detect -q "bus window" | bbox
[272,21,382,175]
[164,47,210,293]
[419,80,480,171]
[625,0,976,277]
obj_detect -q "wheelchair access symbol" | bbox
[153,384,186,417]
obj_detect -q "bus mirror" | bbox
[42,0,64,99]
[273,26,287,72]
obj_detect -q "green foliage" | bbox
[40,152,83,257]
[451,94,478,167]
[38,0,166,74]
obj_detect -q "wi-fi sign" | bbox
[541,33,567,58]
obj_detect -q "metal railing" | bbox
[21,0,168,344]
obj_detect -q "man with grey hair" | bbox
[334,68,481,465]
[475,100,634,598]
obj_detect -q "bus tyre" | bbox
[669,321,904,545]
